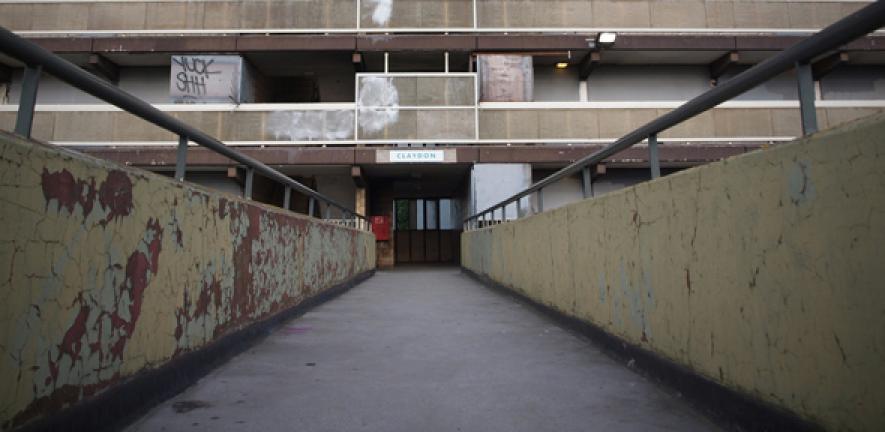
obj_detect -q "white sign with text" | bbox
[389,150,446,163]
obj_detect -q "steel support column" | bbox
[796,62,818,135]
[244,168,254,200]
[537,188,544,213]
[649,133,661,179]
[14,65,41,138]
[581,166,593,198]
[174,135,188,181]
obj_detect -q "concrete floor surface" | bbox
[127,267,721,432]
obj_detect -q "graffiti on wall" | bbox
[170,55,251,104]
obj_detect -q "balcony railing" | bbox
[463,1,885,230]
[2,101,882,147]
[1,0,878,35]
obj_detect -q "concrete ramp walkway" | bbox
[127,268,721,432]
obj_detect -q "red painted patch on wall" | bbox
[98,170,133,225]
[40,168,96,216]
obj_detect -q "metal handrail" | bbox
[464,0,885,230]
[0,26,370,231]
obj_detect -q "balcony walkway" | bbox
[126,268,721,432]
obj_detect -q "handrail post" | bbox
[308,197,315,217]
[796,61,818,135]
[14,64,41,138]
[244,168,254,200]
[649,133,661,179]
[537,188,544,213]
[581,166,592,199]
[283,186,291,210]
[174,135,188,181]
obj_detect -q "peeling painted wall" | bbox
[461,113,885,431]
[0,131,375,430]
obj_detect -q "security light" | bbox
[597,32,617,47]
[555,62,569,69]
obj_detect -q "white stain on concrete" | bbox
[266,110,354,141]
[358,76,399,133]
[366,0,393,26]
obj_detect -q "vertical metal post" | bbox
[174,135,188,181]
[537,188,544,213]
[444,52,450,73]
[648,133,661,179]
[581,166,592,199]
[283,186,291,210]
[384,52,389,73]
[14,65,42,138]
[796,61,818,135]
[308,197,315,217]
[244,168,254,200]
[324,205,331,220]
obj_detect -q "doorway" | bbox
[394,198,461,264]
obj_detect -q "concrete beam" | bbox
[92,36,237,53]
[357,35,475,52]
[237,35,356,51]
[84,53,119,83]
[578,51,601,80]
[710,51,739,81]
[476,35,594,51]
[812,52,849,80]
[20,35,885,56]
[78,145,755,169]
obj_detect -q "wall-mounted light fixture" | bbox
[597,32,617,48]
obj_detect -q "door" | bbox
[394,198,461,264]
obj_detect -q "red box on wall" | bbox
[371,215,391,241]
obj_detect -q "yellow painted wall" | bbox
[0,131,375,430]
[462,113,885,431]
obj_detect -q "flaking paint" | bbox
[462,113,885,431]
[0,131,375,430]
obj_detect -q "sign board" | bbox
[389,150,446,163]
[170,55,253,104]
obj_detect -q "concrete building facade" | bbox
[1,0,883,267]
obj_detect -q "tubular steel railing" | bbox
[464,1,885,231]
[0,26,371,232]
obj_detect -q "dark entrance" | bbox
[394,198,461,264]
